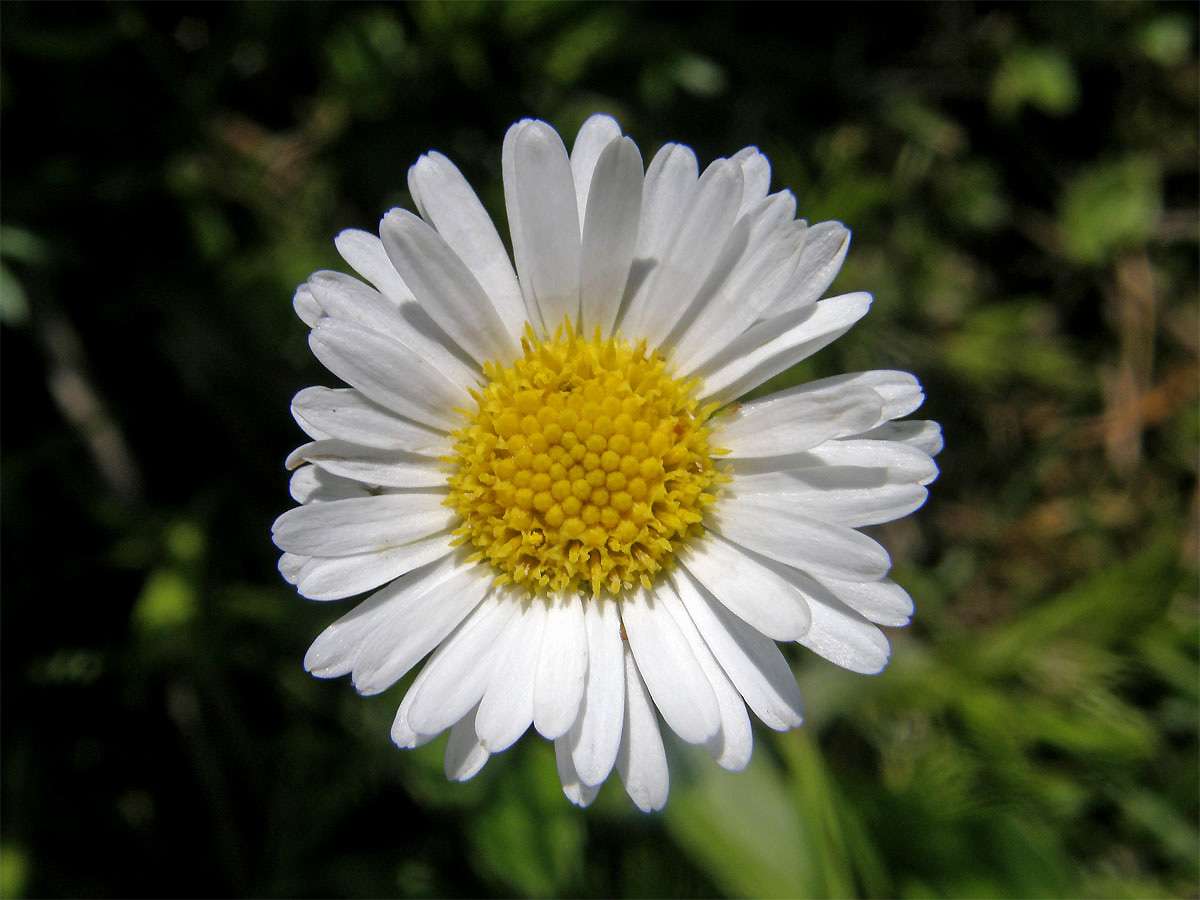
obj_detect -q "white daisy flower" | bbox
[273,115,942,812]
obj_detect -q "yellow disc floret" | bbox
[447,324,721,598]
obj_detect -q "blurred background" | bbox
[2,2,1197,897]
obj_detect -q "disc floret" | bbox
[448,325,720,598]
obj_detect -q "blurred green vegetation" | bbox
[2,2,1196,898]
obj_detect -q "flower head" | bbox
[273,115,942,811]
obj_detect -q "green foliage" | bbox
[666,746,820,898]
[1059,158,1164,265]
[2,2,1196,899]
[0,846,29,900]
[0,226,50,326]
[941,300,1089,392]
[1136,13,1195,67]
[991,44,1080,119]
[465,744,587,897]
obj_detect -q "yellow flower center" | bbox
[448,325,721,598]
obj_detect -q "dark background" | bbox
[2,2,1197,897]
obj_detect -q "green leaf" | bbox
[665,733,886,899]
[132,569,198,631]
[940,300,1086,391]
[0,263,29,326]
[466,742,585,897]
[991,45,1080,119]
[1135,14,1194,67]
[978,532,1182,668]
[542,7,626,85]
[779,730,889,898]
[665,743,815,898]
[1059,158,1162,264]
[0,845,29,900]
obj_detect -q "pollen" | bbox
[447,324,722,598]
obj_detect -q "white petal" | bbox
[656,214,752,354]
[616,645,669,812]
[668,206,806,374]
[533,597,588,739]
[349,562,493,695]
[293,532,453,601]
[390,688,441,750]
[570,113,623,224]
[621,586,721,745]
[380,209,520,365]
[654,579,753,771]
[271,492,455,557]
[445,707,490,781]
[771,221,851,315]
[729,465,926,528]
[291,387,449,453]
[669,567,804,731]
[702,550,893,674]
[406,151,527,342]
[555,736,602,808]
[716,385,885,459]
[713,496,891,582]
[569,597,625,787]
[579,136,644,338]
[637,143,699,247]
[794,575,892,674]
[814,576,914,627]
[810,370,925,422]
[508,121,581,332]
[311,255,482,392]
[730,467,930,527]
[335,229,414,304]
[308,318,471,431]
[732,213,807,312]
[285,439,446,489]
[625,158,744,350]
[617,143,699,334]
[476,598,545,752]
[770,437,940,486]
[768,188,797,220]
[700,547,897,672]
[288,465,370,504]
[733,147,772,215]
[288,466,325,503]
[293,283,322,326]
[302,552,474,678]
[678,533,811,641]
[305,270,413,343]
[698,292,872,405]
[278,552,307,584]
[404,594,517,734]
[853,419,944,457]
[501,119,543,331]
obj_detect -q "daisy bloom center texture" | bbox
[273,113,942,813]
[449,324,720,598]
